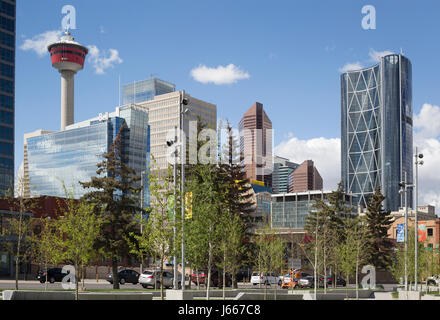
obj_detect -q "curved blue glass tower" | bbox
[341,54,413,212]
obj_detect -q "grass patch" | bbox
[391,292,399,299]
[426,291,440,295]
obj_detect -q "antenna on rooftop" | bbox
[150,73,158,79]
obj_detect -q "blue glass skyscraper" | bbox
[0,0,15,195]
[27,105,150,200]
[341,54,413,212]
[122,78,175,105]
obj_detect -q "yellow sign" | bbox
[251,180,265,186]
[185,192,192,219]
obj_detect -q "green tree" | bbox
[218,122,254,288]
[364,187,394,270]
[30,217,63,290]
[80,124,142,289]
[55,189,102,300]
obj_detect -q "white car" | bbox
[139,270,182,289]
[250,272,281,286]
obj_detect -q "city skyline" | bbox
[13,0,440,209]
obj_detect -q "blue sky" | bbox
[15,0,440,207]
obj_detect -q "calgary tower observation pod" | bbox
[48,31,88,131]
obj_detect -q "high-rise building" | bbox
[122,78,175,105]
[0,0,15,196]
[127,90,216,173]
[272,156,299,194]
[288,160,323,193]
[26,105,150,200]
[239,102,273,187]
[23,130,55,198]
[341,54,413,211]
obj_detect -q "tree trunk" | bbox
[196,267,200,290]
[44,259,48,291]
[15,256,19,290]
[223,249,226,300]
[264,271,268,300]
[188,266,192,290]
[112,257,119,289]
[160,256,164,300]
[355,249,359,300]
[323,229,327,294]
[75,262,79,301]
[346,274,349,299]
[206,243,213,300]
[81,264,85,291]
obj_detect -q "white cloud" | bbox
[87,45,123,75]
[413,104,440,211]
[368,49,394,62]
[20,30,62,57]
[338,62,364,73]
[190,64,250,85]
[339,49,395,73]
[275,135,341,190]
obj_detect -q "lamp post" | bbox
[399,172,414,292]
[139,170,147,275]
[167,126,178,289]
[414,147,424,291]
[180,91,189,292]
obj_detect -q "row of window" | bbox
[0,141,12,156]
[0,62,12,78]
[0,1,15,17]
[0,46,12,63]
[0,93,12,109]
[0,16,14,32]
[0,31,13,48]
[0,156,12,169]
[0,78,12,94]
[50,50,86,58]
[0,124,12,139]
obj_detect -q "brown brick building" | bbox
[288,160,323,193]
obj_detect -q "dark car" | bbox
[191,270,232,287]
[106,269,140,285]
[319,275,346,287]
[36,268,69,283]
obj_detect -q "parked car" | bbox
[298,275,314,288]
[106,269,139,285]
[235,266,252,282]
[318,275,346,287]
[427,275,440,286]
[36,268,69,283]
[250,272,280,286]
[139,270,183,289]
[191,270,232,287]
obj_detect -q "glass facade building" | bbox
[27,106,150,201]
[0,0,15,196]
[271,156,299,194]
[341,54,413,211]
[122,78,175,105]
[271,191,354,230]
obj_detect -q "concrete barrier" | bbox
[301,290,375,300]
[2,290,74,300]
[78,292,153,300]
[234,292,303,300]
[2,290,153,301]
[398,291,421,300]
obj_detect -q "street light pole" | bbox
[404,172,408,292]
[414,147,424,291]
[180,91,188,293]
[173,126,178,290]
[140,171,144,275]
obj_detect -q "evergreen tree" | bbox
[364,187,394,270]
[80,124,142,289]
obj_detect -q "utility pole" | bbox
[173,126,178,290]
[414,147,424,291]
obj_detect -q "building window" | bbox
[427,228,433,237]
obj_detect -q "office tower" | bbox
[0,0,15,196]
[127,90,216,173]
[289,160,323,193]
[272,156,299,194]
[122,78,175,105]
[23,130,55,198]
[48,31,88,131]
[341,53,413,211]
[26,105,150,200]
[239,102,273,187]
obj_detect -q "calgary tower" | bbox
[48,31,88,131]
